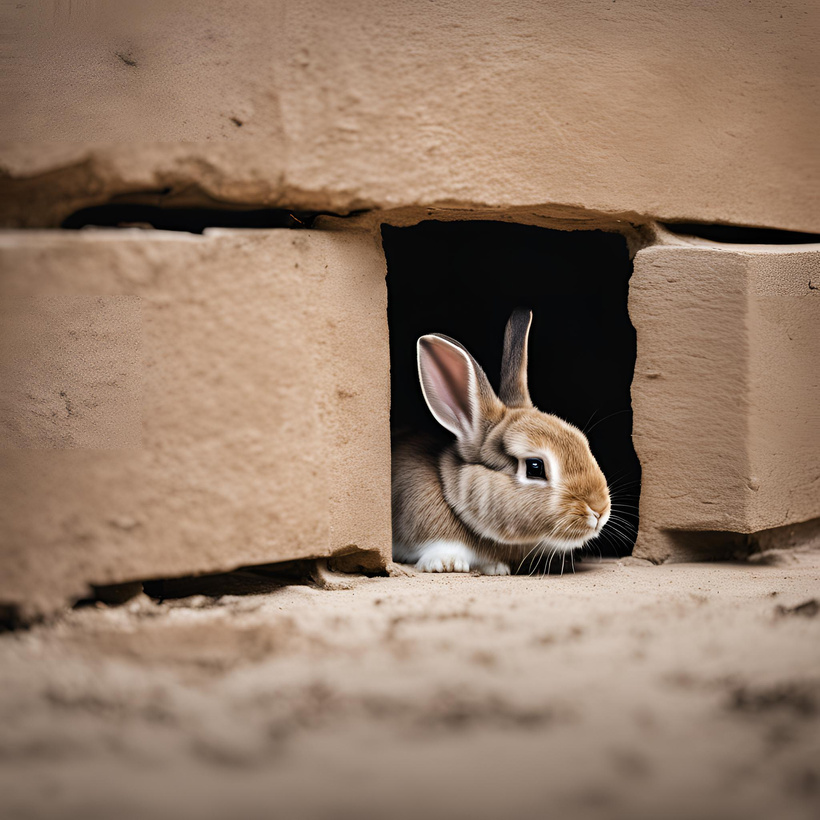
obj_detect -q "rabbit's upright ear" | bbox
[500,308,533,408]
[417,334,503,443]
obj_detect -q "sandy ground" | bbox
[1,551,819,820]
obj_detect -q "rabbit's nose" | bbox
[585,505,602,529]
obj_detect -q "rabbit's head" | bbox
[418,310,610,552]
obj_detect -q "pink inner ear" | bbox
[419,338,475,435]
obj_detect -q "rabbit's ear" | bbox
[500,308,533,408]
[417,334,503,442]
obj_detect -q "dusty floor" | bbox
[1,551,819,820]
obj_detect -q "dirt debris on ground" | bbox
[1,552,819,820]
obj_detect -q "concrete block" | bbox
[1,1,817,232]
[630,241,820,561]
[0,228,390,616]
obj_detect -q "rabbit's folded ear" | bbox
[500,308,534,408]
[417,334,503,443]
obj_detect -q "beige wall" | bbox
[1,0,818,231]
[0,228,391,616]
[631,237,820,561]
[2,226,817,604]
[0,2,818,606]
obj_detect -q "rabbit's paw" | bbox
[415,542,474,573]
[479,561,511,576]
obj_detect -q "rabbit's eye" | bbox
[525,458,546,480]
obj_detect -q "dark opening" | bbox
[383,221,640,558]
[663,222,820,245]
[61,204,323,233]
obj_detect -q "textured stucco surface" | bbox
[630,240,820,562]
[0,228,391,615]
[0,295,143,448]
[1,0,818,231]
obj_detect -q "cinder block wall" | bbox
[630,238,820,561]
[0,229,391,617]
[1,1,818,230]
[1,1,819,613]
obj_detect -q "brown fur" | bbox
[392,311,611,568]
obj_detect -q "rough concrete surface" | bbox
[1,553,819,820]
[630,239,820,562]
[1,1,818,231]
[0,295,143,448]
[0,228,391,617]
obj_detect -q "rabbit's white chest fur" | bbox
[394,540,511,575]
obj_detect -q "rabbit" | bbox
[392,309,611,574]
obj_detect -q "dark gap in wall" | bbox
[0,604,27,633]
[383,221,640,559]
[69,563,323,611]
[139,562,310,602]
[61,204,323,233]
[4,555,385,628]
[663,516,820,562]
[76,555,385,606]
[663,223,820,245]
